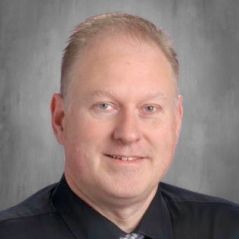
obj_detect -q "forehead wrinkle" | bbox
[90,90,118,99]
[88,89,171,102]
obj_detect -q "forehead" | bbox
[74,34,173,75]
[67,34,176,100]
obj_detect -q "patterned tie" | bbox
[119,233,145,239]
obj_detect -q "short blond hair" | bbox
[61,12,179,96]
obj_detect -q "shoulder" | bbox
[159,182,239,238]
[0,183,59,238]
[160,182,238,205]
[0,183,57,222]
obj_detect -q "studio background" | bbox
[0,0,239,210]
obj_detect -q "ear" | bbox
[50,93,65,145]
[175,94,184,141]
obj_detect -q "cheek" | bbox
[151,123,177,178]
[63,129,97,178]
[63,112,113,162]
[153,115,177,137]
[150,116,178,157]
[64,112,94,142]
[66,110,114,139]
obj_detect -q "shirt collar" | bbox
[51,176,173,239]
[136,187,174,239]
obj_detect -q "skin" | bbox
[51,35,183,232]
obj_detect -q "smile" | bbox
[105,154,145,161]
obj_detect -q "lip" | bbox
[104,153,147,161]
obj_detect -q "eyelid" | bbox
[140,103,163,114]
[92,101,118,112]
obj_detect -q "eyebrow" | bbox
[89,90,117,99]
[89,90,167,101]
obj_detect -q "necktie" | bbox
[119,233,145,239]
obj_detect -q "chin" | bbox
[103,180,157,202]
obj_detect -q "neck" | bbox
[92,188,157,233]
[65,174,157,233]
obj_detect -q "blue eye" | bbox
[98,103,111,110]
[93,102,115,113]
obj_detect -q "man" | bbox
[0,12,238,239]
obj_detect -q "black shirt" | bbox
[0,176,239,239]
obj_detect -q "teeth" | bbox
[109,154,138,161]
[121,156,127,161]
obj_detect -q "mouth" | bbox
[104,154,145,161]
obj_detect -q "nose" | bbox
[112,109,141,145]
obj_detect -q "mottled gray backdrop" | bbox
[0,0,239,210]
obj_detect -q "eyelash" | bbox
[93,102,116,112]
[141,104,163,114]
[142,105,157,112]
[92,102,162,115]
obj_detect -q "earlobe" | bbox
[50,93,65,144]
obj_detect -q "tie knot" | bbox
[120,233,144,239]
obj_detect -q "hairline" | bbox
[60,13,179,98]
[62,34,179,99]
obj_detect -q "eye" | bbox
[98,103,111,110]
[93,102,116,113]
[144,105,156,112]
[141,104,162,115]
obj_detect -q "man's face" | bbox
[52,35,183,206]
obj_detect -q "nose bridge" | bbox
[112,106,141,144]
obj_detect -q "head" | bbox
[51,13,183,208]
[60,13,179,97]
